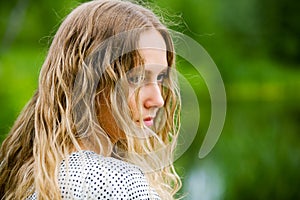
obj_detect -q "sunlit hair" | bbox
[0,0,181,199]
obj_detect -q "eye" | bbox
[127,73,145,85]
[157,71,168,83]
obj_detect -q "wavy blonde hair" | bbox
[0,0,181,199]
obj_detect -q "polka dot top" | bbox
[27,151,161,200]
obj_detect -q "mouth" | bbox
[137,117,154,127]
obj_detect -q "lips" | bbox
[142,117,154,127]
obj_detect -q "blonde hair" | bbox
[0,0,181,199]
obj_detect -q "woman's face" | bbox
[128,30,168,128]
[98,29,168,143]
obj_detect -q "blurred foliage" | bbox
[0,0,299,199]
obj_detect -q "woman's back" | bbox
[28,151,160,199]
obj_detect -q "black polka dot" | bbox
[26,151,161,200]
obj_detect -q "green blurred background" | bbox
[0,0,299,199]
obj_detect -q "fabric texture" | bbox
[27,151,161,200]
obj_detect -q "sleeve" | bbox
[123,166,161,200]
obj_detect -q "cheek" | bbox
[127,87,144,119]
[128,87,138,117]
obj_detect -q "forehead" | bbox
[138,30,168,67]
[138,29,167,50]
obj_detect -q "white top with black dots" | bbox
[27,151,161,200]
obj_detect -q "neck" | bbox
[76,135,114,157]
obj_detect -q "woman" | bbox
[0,0,181,199]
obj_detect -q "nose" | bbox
[143,83,164,109]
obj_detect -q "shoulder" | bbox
[59,151,160,199]
[62,150,142,175]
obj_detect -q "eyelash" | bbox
[127,71,168,85]
[127,75,144,84]
[157,72,168,83]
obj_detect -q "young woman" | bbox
[0,0,181,199]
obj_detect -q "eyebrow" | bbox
[144,67,169,76]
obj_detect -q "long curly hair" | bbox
[0,0,181,199]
